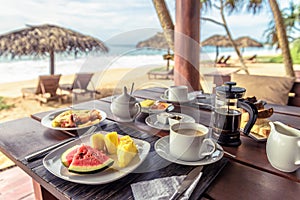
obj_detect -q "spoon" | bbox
[130,82,135,95]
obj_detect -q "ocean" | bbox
[0,44,279,84]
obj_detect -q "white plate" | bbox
[43,132,150,185]
[249,132,267,142]
[41,109,107,131]
[145,112,195,131]
[141,104,174,114]
[160,93,196,103]
[154,136,224,166]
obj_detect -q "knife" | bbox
[169,166,204,200]
[25,126,97,162]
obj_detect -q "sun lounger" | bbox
[59,73,98,100]
[216,55,231,67]
[216,56,225,64]
[147,69,174,80]
[21,74,62,104]
[245,54,257,63]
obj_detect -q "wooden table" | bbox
[1,87,299,200]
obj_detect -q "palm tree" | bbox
[152,0,295,77]
[264,2,300,57]
[268,0,295,77]
[201,0,267,74]
[152,0,175,51]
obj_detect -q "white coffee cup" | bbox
[266,121,300,172]
[169,122,217,161]
[164,85,188,102]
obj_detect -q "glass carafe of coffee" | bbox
[212,82,258,146]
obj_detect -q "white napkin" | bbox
[131,172,203,200]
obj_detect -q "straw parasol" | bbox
[0,24,108,74]
[136,32,173,70]
[201,34,231,62]
[234,36,263,48]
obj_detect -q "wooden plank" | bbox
[223,136,300,183]
[206,162,300,200]
[266,103,300,117]
[0,117,71,160]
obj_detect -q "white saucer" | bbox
[145,113,195,131]
[160,93,196,103]
[154,136,224,166]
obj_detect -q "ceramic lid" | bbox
[114,86,136,103]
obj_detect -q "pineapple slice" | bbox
[117,135,138,168]
[90,133,105,151]
[140,99,155,108]
[104,132,119,154]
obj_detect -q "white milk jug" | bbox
[266,121,300,172]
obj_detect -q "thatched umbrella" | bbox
[234,36,263,54]
[201,34,232,62]
[136,32,173,70]
[234,36,263,48]
[0,24,108,74]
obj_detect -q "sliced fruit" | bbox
[104,132,119,154]
[90,133,105,151]
[117,135,138,168]
[68,145,114,174]
[140,99,155,108]
[61,145,80,167]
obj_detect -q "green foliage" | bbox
[0,97,14,110]
[291,44,300,64]
[255,39,300,64]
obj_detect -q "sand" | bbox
[0,62,299,169]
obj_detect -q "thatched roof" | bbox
[234,36,263,48]
[201,35,231,47]
[136,32,169,49]
[0,24,108,57]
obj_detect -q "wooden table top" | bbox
[1,87,300,200]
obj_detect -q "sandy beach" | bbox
[0,66,174,123]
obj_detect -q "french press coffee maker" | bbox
[212,82,258,146]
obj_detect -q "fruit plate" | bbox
[41,108,107,131]
[140,99,174,114]
[43,132,150,185]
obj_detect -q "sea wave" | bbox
[0,46,279,84]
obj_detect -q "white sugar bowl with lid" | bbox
[111,86,141,122]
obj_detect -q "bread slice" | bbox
[241,119,271,138]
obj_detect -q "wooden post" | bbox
[50,49,55,75]
[174,0,200,91]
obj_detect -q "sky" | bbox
[0,0,298,45]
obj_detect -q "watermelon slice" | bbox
[61,144,114,174]
[61,145,80,167]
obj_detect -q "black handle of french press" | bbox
[224,82,236,92]
[237,99,258,135]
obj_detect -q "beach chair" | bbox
[147,68,174,80]
[21,74,62,104]
[59,73,97,100]
[216,56,225,64]
[216,55,231,67]
[245,54,257,63]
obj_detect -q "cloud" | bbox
[0,0,162,41]
[0,0,294,44]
